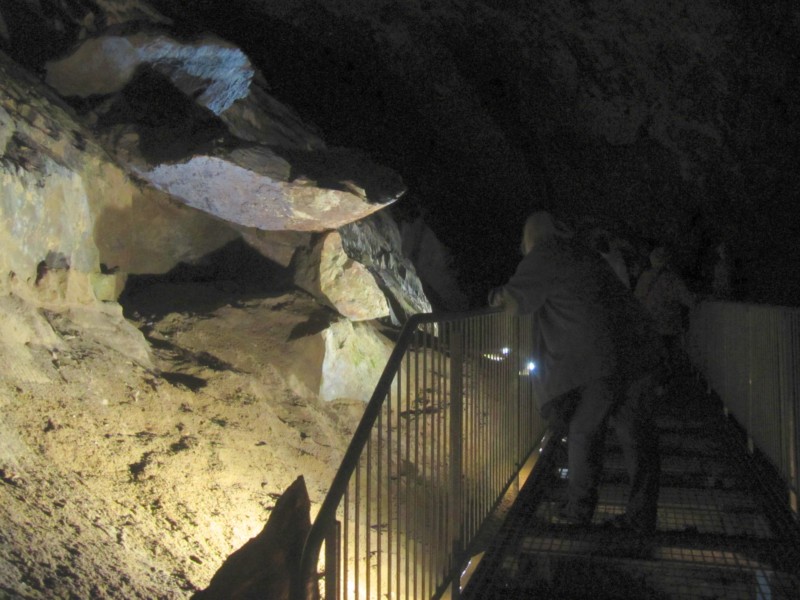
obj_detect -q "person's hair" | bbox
[521,212,573,254]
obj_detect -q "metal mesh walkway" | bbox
[462,373,800,599]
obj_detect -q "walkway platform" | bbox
[462,374,800,599]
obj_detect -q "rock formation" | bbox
[0,50,241,369]
[293,210,434,323]
[33,13,433,317]
[2,0,798,597]
[135,0,799,304]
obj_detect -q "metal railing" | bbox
[293,308,546,599]
[688,301,800,515]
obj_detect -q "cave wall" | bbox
[3,0,798,305]
[142,0,799,305]
[0,50,239,306]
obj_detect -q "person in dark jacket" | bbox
[634,245,695,392]
[489,212,664,533]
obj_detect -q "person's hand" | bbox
[488,287,504,307]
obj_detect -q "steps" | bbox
[461,376,800,599]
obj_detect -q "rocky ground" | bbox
[0,282,370,599]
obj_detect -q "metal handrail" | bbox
[293,307,545,599]
[687,300,800,515]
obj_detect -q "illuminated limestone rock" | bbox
[0,52,238,369]
[40,20,412,301]
[44,29,323,149]
[293,231,390,322]
[319,319,395,403]
[339,211,433,323]
[109,139,405,232]
[45,32,256,117]
[1,53,236,288]
[44,27,406,232]
[294,211,433,323]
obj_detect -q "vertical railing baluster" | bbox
[325,520,340,600]
[439,320,445,590]
[343,487,349,600]
[413,328,425,598]
[449,323,464,599]
[433,322,442,587]
[500,315,506,482]
[366,436,371,600]
[791,312,800,515]
[484,315,490,522]
[403,345,410,599]
[422,323,430,599]
[377,408,383,598]
[354,451,360,600]
[440,321,449,583]
[468,317,476,538]
[385,388,390,600]
[395,350,402,599]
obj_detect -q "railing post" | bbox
[791,312,800,517]
[512,315,522,470]
[325,520,340,600]
[747,306,755,455]
[449,324,464,599]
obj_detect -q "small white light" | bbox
[558,468,569,479]
[527,361,536,372]
[501,347,510,355]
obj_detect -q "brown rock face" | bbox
[0,51,238,304]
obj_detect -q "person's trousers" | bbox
[565,372,660,531]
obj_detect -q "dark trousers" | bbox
[554,373,661,530]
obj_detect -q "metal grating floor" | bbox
[461,373,800,599]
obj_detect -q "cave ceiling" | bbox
[2,0,798,304]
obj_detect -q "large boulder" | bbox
[43,27,321,149]
[293,231,390,322]
[45,31,261,120]
[294,211,433,323]
[112,140,405,232]
[338,211,433,323]
[7,3,435,319]
[319,319,396,403]
[44,29,322,149]
[43,27,407,232]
